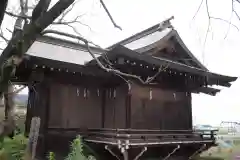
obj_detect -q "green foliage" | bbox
[0,132,95,160]
[64,135,95,160]
[48,152,56,160]
[0,134,28,160]
[14,111,26,133]
[48,135,96,160]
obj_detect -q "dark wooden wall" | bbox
[26,71,193,137]
[130,83,192,130]
[103,84,128,128]
[48,83,103,129]
[47,80,129,129]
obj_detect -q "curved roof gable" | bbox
[108,18,208,71]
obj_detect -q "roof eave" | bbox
[193,87,221,96]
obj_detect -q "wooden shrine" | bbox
[11,20,237,159]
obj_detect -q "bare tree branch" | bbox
[20,0,25,12]
[234,0,240,3]
[224,0,234,39]
[31,0,51,22]
[57,22,84,36]
[51,0,94,35]
[6,28,13,34]
[234,9,240,21]
[57,0,79,23]
[210,17,239,30]
[53,13,92,32]
[192,0,204,21]
[86,43,166,84]
[201,0,211,64]
[10,0,29,41]
[51,0,121,38]
[193,0,240,44]
[5,11,31,19]
[192,0,211,51]
[99,0,122,30]
[233,0,240,21]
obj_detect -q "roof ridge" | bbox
[107,16,174,49]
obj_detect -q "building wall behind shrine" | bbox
[48,82,102,128]
[130,83,192,130]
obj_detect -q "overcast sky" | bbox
[2,0,240,126]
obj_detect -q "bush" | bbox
[0,132,95,160]
[48,135,95,160]
[64,135,95,160]
[0,134,28,160]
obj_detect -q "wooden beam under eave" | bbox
[193,87,220,96]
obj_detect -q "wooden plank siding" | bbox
[104,85,128,129]
[48,83,102,129]
[130,83,192,130]
[28,77,192,132]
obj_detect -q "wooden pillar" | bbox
[26,69,50,158]
[188,92,193,129]
[125,90,132,129]
[25,86,35,136]
[101,89,106,128]
[140,99,146,129]
[34,81,50,158]
[123,150,129,160]
[43,81,50,156]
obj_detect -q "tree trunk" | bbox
[0,84,16,139]
[0,0,8,26]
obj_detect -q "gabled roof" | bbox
[88,45,237,96]
[108,20,208,71]
[18,19,237,96]
[25,18,206,71]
